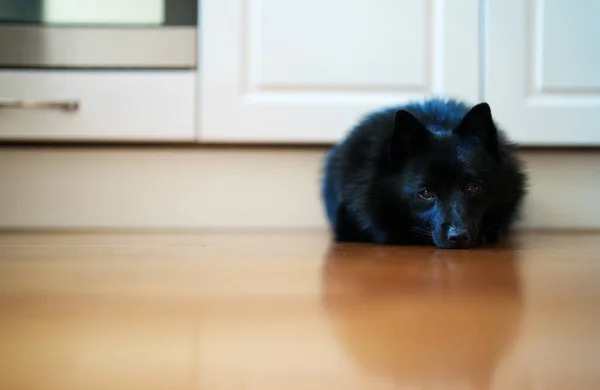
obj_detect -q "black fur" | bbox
[321,98,527,249]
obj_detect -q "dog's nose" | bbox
[447,227,471,247]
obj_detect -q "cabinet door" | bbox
[200,0,480,143]
[486,0,600,146]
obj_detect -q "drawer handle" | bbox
[0,100,79,112]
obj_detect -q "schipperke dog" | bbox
[321,98,527,249]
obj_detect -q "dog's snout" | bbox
[447,226,471,247]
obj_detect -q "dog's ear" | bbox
[455,102,499,158]
[389,109,429,162]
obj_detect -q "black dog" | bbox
[321,98,527,249]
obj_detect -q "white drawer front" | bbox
[0,71,195,141]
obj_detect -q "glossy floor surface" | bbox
[0,231,599,390]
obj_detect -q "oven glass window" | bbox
[0,0,197,26]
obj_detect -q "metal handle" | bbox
[0,100,79,112]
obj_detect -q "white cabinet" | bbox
[486,0,600,146]
[199,0,481,143]
[200,0,600,146]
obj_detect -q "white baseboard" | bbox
[1,146,599,229]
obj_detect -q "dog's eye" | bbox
[418,188,434,199]
[467,184,480,195]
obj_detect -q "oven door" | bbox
[0,0,197,69]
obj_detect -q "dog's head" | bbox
[388,102,504,249]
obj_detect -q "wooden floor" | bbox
[0,230,599,390]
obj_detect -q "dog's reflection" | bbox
[321,245,523,389]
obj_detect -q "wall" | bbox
[1,147,599,230]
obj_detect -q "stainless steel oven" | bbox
[0,0,198,142]
[0,0,197,69]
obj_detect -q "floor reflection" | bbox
[321,244,523,389]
